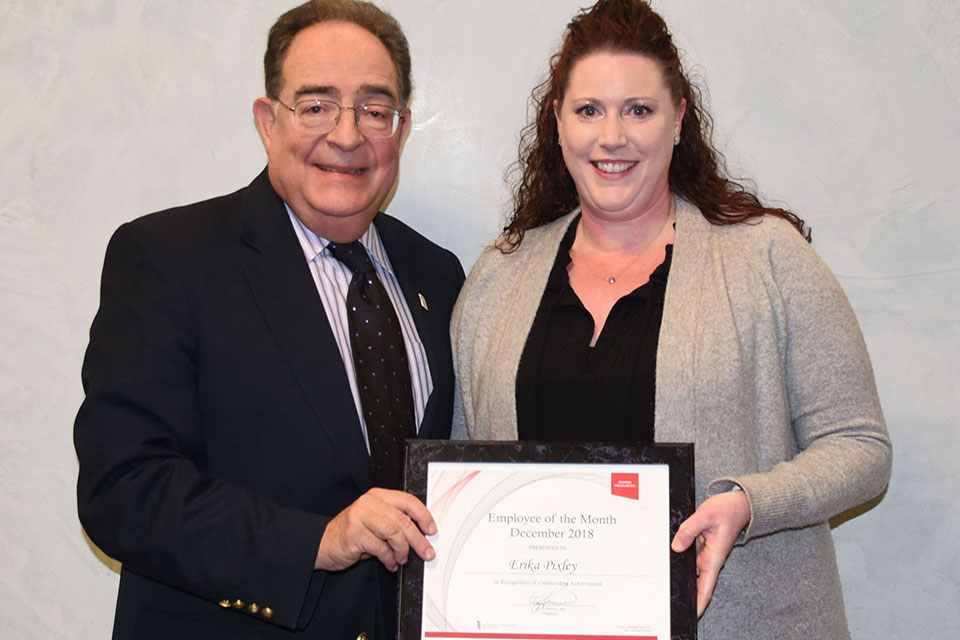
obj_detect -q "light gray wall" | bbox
[1,0,957,637]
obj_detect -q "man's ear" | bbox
[252,97,278,150]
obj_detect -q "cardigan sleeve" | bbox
[709,226,892,541]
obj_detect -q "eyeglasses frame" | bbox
[273,97,405,139]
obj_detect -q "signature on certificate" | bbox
[528,585,578,613]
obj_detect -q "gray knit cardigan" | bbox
[450,199,892,639]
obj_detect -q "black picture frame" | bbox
[398,440,697,640]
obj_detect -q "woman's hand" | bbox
[670,490,751,617]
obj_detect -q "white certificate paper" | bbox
[420,462,670,640]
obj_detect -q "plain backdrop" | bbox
[1,0,958,637]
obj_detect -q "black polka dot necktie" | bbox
[327,240,414,490]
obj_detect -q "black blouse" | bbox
[516,217,672,443]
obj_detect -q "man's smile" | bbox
[315,163,367,175]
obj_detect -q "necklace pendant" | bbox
[608,276,616,285]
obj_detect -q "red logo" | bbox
[611,473,639,500]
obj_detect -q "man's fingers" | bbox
[316,489,438,572]
[350,524,399,571]
[365,502,435,564]
[405,521,436,562]
[364,488,437,563]
[370,488,438,536]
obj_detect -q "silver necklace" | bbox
[572,211,674,285]
[572,249,645,285]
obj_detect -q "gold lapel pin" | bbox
[418,293,429,311]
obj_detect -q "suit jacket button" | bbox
[261,607,274,618]
[218,599,231,609]
[247,603,260,614]
[231,599,245,609]
[356,633,368,640]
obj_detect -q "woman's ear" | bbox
[554,99,564,145]
[674,97,687,139]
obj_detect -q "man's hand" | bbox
[315,488,437,572]
[670,490,751,618]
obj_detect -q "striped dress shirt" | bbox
[287,206,433,450]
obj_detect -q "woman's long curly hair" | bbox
[500,0,809,251]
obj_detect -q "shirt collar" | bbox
[285,204,396,277]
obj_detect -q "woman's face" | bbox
[555,51,685,223]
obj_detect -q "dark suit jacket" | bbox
[75,170,465,639]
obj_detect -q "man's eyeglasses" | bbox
[275,98,404,139]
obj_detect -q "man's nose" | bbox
[326,106,364,149]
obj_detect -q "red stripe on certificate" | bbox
[424,633,655,639]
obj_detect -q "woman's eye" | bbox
[627,104,651,118]
[576,104,600,118]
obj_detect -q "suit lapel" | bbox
[374,214,450,439]
[238,171,371,491]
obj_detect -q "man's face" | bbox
[254,21,409,241]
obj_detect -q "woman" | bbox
[450,1,892,638]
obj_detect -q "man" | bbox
[74,2,464,638]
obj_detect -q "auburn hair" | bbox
[502,0,809,251]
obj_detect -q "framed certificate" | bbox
[399,440,696,640]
